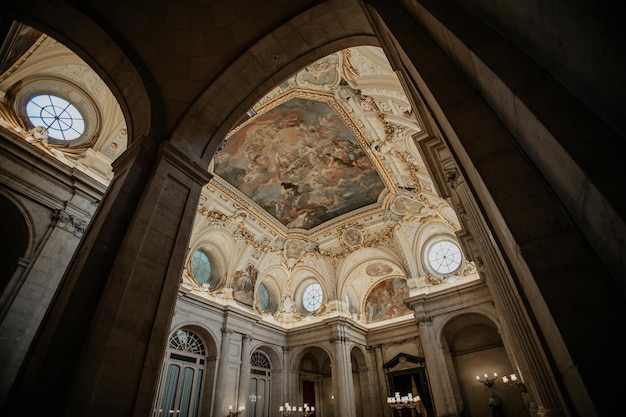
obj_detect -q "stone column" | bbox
[237,334,252,410]
[364,1,622,414]
[2,138,212,417]
[331,321,355,417]
[415,317,454,416]
[282,346,291,405]
[416,134,565,415]
[451,175,564,416]
[373,344,391,417]
[213,328,234,416]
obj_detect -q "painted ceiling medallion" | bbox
[342,228,363,246]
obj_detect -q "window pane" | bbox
[257,283,270,311]
[303,283,322,312]
[160,364,180,417]
[178,367,195,417]
[428,241,462,274]
[191,250,212,285]
[25,94,84,140]
[191,370,203,417]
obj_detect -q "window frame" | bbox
[424,238,463,276]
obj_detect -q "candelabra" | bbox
[301,404,314,417]
[387,392,421,416]
[476,372,498,387]
[227,405,245,417]
[278,403,315,416]
[502,373,527,393]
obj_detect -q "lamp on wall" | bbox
[476,372,498,387]
[502,373,527,392]
[227,405,245,417]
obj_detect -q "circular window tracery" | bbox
[428,240,462,274]
[26,93,85,140]
[16,77,100,147]
[302,283,323,312]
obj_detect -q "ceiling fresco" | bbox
[202,46,452,249]
[213,92,386,230]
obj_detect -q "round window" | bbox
[302,283,323,312]
[257,282,270,311]
[191,250,212,285]
[26,94,85,140]
[428,240,462,274]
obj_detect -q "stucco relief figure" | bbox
[233,265,257,307]
[390,195,425,216]
[25,125,49,143]
[284,238,305,260]
[296,53,341,89]
[25,126,71,164]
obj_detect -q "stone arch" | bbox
[2,1,621,416]
[289,345,333,374]
[169,3,379,164]
[439,312,523,417]
[167,322,219,359]
[339,247,407,311]
[289,344,334,414]
[251,344,283,373]
[350,345,369,372]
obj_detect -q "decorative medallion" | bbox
[342,228,363,246]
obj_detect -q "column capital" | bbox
[51,209,87,237]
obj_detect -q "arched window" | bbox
[248,351,272,417]
[153,329,206,417]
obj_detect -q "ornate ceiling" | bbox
[202,46,458,245]
[190,46,479,327]
[0,27,479,329]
